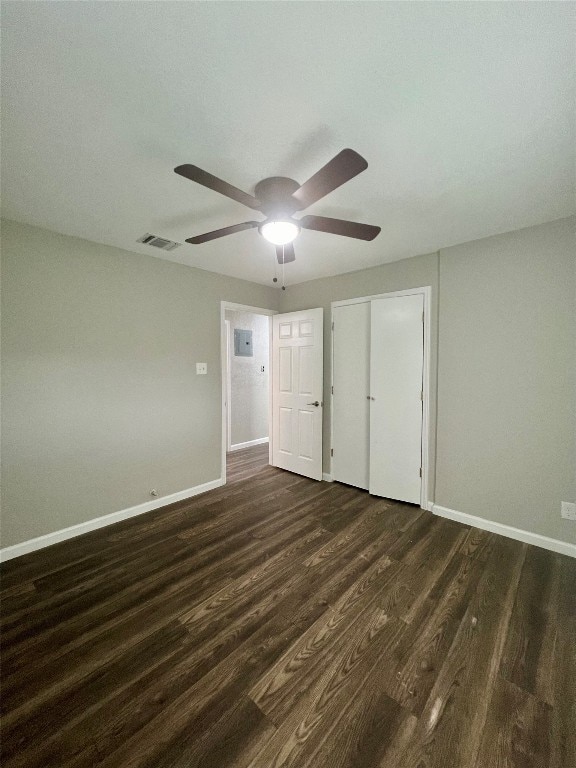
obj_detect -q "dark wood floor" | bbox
[1,445,575,767]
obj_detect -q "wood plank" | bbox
[384,553,484,714]
[499,546,561,703]
[1,445,574,768]
[1,622,189,768]
[458,526,495,562]
[146,695,274,768]
[474,678,552,768]
[549,555,576,768]
[2,518,326,720]
[398,536,527,768]
[249,552,401,723]
[2,479,333,665]
[246,609,407,767]
[91,606,320,767]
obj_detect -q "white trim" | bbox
[268,316,274,468]
[229,437,269,452]
[432,504,576,559]
[225,319,232,452]
[330,286,432,511]
[221,302,278,316]
[220,302,277,486]
[0,478,224,563]
[322,473,333,482]
[331,287,431,308]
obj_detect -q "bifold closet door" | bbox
[331,302,370,490]
[369,294,424,504]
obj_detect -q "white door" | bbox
[332,302,370,490]
[369,294,424,503]
[272,309,323,481]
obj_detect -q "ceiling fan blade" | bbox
[276,243,296,264]
[300,215,380,241]
[186,221,259,244]
[174,164,261,210]
[291,149,368,210]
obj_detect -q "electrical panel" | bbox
[234,329,253,357]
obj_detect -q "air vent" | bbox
[137,233,181,251]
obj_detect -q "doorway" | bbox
[221,302,325,486]
[220,302,276,485]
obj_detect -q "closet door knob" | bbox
[307,401,320,407]
[367,396,375,401]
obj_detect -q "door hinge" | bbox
[420,390,423,401]
[331,448,334,457]
[331,321,334,331]
[419,467,422,478]
[422,311,424,323]
[331,385,334,395]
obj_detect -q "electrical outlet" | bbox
[196,362,207,375]
[150,489,158,497]
[561,501,576,521]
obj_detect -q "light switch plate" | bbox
[196,362,207,375]
[561,501,576,521]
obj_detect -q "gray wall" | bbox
[1,219,279,548]
[225,310,269,447]
[280,252,440,498]
[2,216,574,550]
[435,217,575,542]
[281,217,575,544]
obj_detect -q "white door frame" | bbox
[220,302,277,485]
[225,319,232,452]
[330,286,432,510]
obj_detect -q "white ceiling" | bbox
[2,2,574,286]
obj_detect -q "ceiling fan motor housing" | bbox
[254,177,301,217]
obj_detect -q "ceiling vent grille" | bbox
[137,233,181,251]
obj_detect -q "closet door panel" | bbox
[369,294,423,503]
[332,303,370,490]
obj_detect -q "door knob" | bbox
[307,401,321,407]
[366,396,375,401]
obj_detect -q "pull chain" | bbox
[272,248,278,285]
[272,247,286,290]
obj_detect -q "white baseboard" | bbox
[0,478,224,563]
[322,473,333,483]
[229,437,269,452]
[432,504,576,559]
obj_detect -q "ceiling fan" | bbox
[174,149,381,266]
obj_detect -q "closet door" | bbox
[332,302,370,489]
[369,294,424,504]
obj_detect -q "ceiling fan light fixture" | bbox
[259,220,300,245]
